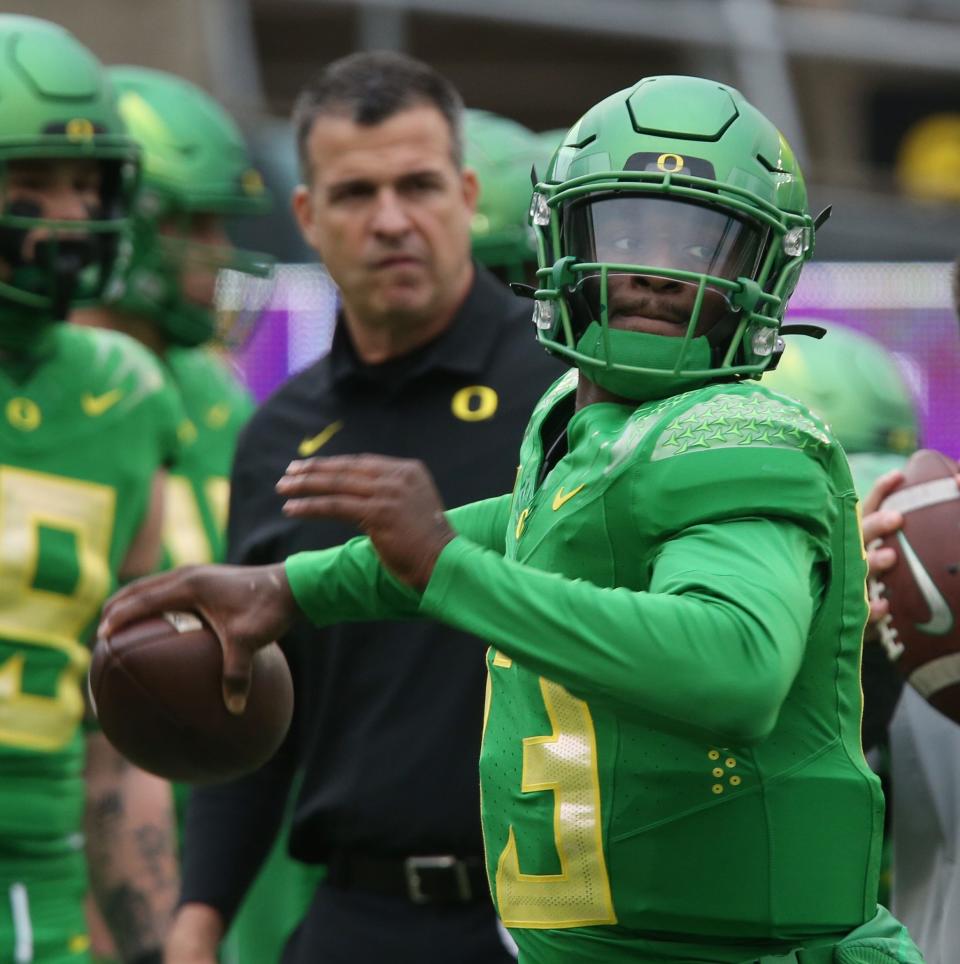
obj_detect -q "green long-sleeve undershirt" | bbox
[285,494,821,745]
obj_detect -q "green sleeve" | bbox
[285,535,421,626]
[285,494,512,626]
[420,517,820,745]
[446,493,511,554]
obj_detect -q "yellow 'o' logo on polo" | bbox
[656,153,685,173]
[66,118,95,142]
[452,385,498,422]
[6,397,41,431]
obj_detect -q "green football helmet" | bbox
[464,110,545,283]
[0,16,139,349]
[531,75,816,401]
[764,321,919,457]
[107,66,273,348]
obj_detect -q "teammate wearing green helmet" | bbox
[463,110,543,284]
[71,68,318,964]
[101,76,925,962]
[75,66,267,576]
[85,66,272,351]
[0,16,183,964]
[763,322,918,494]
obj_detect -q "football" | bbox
[89,612,294,783]
[871,448,960,722]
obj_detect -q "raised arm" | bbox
[288,512,819,745]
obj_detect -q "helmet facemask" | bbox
[531,156,814,402]
[0,152,138,348]
[117,188,274,349]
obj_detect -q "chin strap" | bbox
[766,322,827,372]
[780,323,827,339]
[509,283,536,299]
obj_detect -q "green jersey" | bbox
[286,373,884,961]
[161,346,253,568]
[0,325,181,854]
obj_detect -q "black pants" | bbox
[281,882,518,964]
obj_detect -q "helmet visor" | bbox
[563,195,765,289]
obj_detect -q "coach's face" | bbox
[293,105,478,333]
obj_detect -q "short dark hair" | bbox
[292,51,465,181]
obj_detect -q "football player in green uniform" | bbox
[73,66,269,571]
[0,16,183,964]
[71,68,320,964]
[101,76,925,962]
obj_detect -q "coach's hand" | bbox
[277,454,455,591]
[861,469,904,626]
[98,562,296,714]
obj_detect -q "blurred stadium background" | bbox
[20,0,960,451]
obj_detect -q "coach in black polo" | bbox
[166,52,561,964]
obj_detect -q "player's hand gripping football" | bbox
[861,468,905,626]
[277,454,455,591]
[98,562,296,714]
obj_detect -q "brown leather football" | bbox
[88,612,293,783]
[871,449,960,723]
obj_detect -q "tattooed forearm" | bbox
[100,884,156,956]
[135,823,177,894]
[85,733,179,960]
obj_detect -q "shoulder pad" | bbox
[651,385,833,463]
[637,385,838,549]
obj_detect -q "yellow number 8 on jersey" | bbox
[0,467,115,751]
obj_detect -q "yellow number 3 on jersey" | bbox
[493,675,616,928]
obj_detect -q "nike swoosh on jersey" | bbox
[897,530,955,635]
[298,420,344,457]
[552,484,585,511]
[81,387,125,416]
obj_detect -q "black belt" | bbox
[326,851,489,905]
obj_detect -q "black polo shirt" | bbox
[181,265,563,921]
